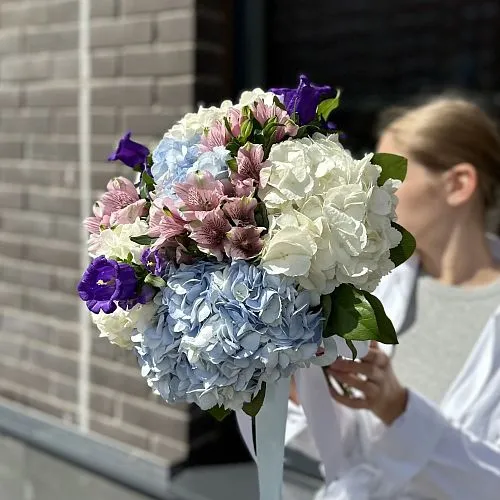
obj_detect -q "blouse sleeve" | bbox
[322,391,500,500]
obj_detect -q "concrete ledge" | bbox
[0,398,173,499]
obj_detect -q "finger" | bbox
[334,372,380,400]
[328,360,384,382]
[329,357,352,372]
[329,389,369,410]
[362,347,389,368]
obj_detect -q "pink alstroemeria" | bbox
[148,197,187,249]
[188,207,231,261]
[200,120,231,152]
[83,177,145,233]
[235,179,256,197]
[223,197,257,226]
[110,199,147,226]
[175,242,197,265]
[174,171,225,220]
[251,99,299,141]
[233,143,265,183]
[224,226,264,260]
[83,210,105,234]
[227,107,244,136]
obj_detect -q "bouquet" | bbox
[78,75,415,499]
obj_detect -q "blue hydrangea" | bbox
[192,146,231,178]
[151,135,202,197]
[134,260,322,411]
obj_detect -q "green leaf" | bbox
[130,234,157,245]
[240,119,254,141]
[320,294,332,333]
[326,284,398,344]
[264,129,279,157]
[390,222,416,267]
[223,117,235,138]
[242,384,266,417]
[262,117,278,138]
[144,273,166,288]
[251,128,265,145]
[226,139,241,156]
[294,124,322,139]
[372,153,408,186]
[254,202,269,231]
[139,183,149,200]
[242,105,252,120]
[139,171,155,200]
[345,339,358,360]
[362,291,398,344]
[317,88,341,122]
[207,406,232,422]
[141,170,155,188]
[273,95,286,110]
[227,158,237,172]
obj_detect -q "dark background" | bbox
[235,0,500,154]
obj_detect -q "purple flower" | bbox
[118,284,155,310]
[77,256,138,314]
[270,74,331,124]
[108,131,150,169]
[141,249,168,277]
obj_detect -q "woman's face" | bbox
[376,132,449,250]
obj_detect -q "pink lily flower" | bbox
[227,107,244,136]
[83,177,146,233]
[109,199,148,226]
[232,143,266,183]
[223,197,257,226]
[251,99,299,141]
[234,179,256,197]
[148,197,187,249]
[188,207,231,261]
[174,171,225,220]
[200,120,231,152]
[224,226,264,260]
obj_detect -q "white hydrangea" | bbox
[260,133,402,294]
[88,217,148,264]
[92,302,156,350]
[166,101,232,141]
[237,87,276,107]
[164,88,278,141]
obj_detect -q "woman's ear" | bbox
[443,162,479,207]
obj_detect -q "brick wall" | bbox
[0,0,234,464]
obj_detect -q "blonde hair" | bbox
[378,97,500,209]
